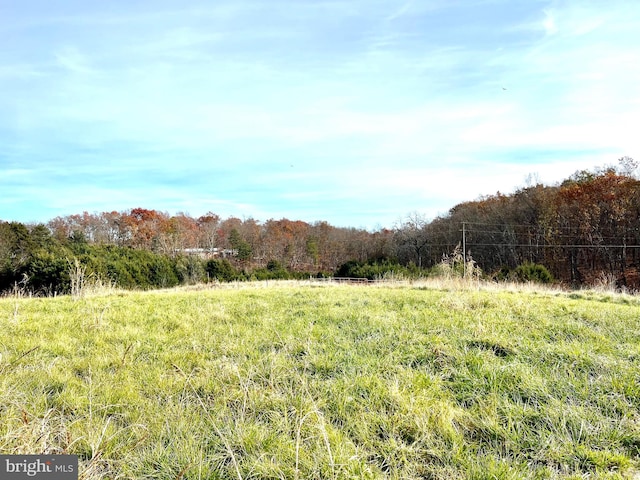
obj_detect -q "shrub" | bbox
[336,259,420,280]
[147,255,180,288]
[513,262,554,284]
[206,259,241,282]
[26,250,70,295]
[175,255,206,285]
[82,245,179,289]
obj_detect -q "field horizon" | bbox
[1,280,639,479]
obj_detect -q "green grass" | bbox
[1,282,639,479]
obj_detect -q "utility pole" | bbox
[462,222,466,278]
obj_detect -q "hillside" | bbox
[1,282,639,478]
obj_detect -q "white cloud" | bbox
[542,9,557,35]
[54,47,95,75]
[386,1,414,21]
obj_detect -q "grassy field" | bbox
[1,281,639,479]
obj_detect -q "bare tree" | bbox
[394,212,430,268]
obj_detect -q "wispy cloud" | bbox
[54,46,96,75]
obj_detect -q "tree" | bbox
[617,156,638,177]
[394,212,430,268]
[197,212,220,250]
[156,213,199,255]
[123,208,168,250]
[229,228,252,262]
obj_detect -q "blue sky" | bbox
[1,0,638,229]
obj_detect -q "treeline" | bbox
[0,225,336,296]
[44,210,393,273]
[0,214,397,295]
[398,158,640,288]
[2,158,639,295]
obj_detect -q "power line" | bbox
[466,243,640,249]
[464,231,637,241]
[461,221,640,233]
[463,229,639,239]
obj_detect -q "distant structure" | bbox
[176,248,238,259]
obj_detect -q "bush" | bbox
[513,262,554,284]
[148,255,180,288]
[336,259,421,280]
[206,259,241,282]
[175,255,206,285]
[492,263,554,284]
[252,260,291,280]
[80,245,179,289]
[26,250,70,295]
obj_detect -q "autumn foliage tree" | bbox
[418,159,640,287]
